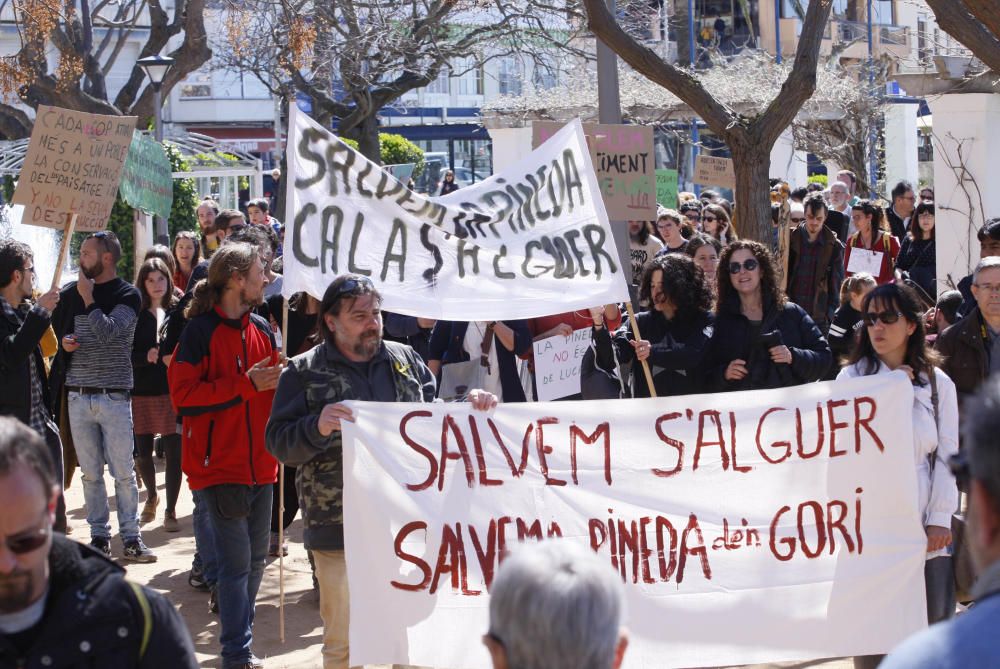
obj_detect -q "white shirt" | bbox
[463,321,501,398]
[838,361,959,559]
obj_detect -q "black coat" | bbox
[591,309,714,397]
[0,535,197,669]
[0,302,51,424]
[709,295,832,391]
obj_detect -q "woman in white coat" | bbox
[838,283,959,668]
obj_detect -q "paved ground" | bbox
[61,459,853,669]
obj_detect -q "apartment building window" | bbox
[917,17,929,61]
[452,58,484,96]
[497,57,523,96]
[427,69,450,95]
[532,56,559,91]
[180,69,212,99]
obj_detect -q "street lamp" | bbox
[137,53,174,243]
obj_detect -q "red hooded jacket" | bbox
[169,305,279,490]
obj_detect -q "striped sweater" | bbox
[56,278,140,389]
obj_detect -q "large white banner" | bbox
[342,373,929,669]
[282,107,630,319]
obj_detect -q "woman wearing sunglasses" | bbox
[709,240,831,391]
[838,284,959,665]
[701,203,737,246]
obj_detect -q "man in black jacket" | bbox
[0,239,64,530]
[0,417,197,668]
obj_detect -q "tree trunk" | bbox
[729,138,775,247]
[674,0,692,66]
[349,114,381,164]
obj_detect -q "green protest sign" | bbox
[655,168,678,208]
[119,131,173,220]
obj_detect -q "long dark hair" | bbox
[639,253,712,321]
[910,202,935,241]
[632,220,653,245]
[716,240,785,313]
[851,199,888,247]
[847,283,940,384]
[172,231,202,272]
[136,258,177,312]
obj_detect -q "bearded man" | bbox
[51,231,155,562]
[169,242,285,669]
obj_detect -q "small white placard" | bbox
[847,249,884,276]
[532,328,592,401]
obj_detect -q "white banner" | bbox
[342,374,928,669]
[282,107,629,320]
[532,327,591,401]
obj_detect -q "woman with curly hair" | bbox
[709,240,832,391]
[701,203,737,246]
[589,254,714,397]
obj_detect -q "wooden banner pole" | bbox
[50,214,77,292]
[624,301,657,398]
[278,299,290,643]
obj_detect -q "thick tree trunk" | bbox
[729,138,775,247]
[346,115,381,164]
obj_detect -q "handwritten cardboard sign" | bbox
[12,106,136,232]
[532,121,656,220]
[532,328,591,401]
[119,131,173,220]
[341,373,928,668]
[694,154,736,190]
[655,168,678,208]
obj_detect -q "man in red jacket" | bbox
[169,242,284,669]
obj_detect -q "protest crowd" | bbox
[4,118,1000,669]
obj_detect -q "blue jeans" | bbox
[68,391,140,541]
[203,483,272,668]
[191,488,219,585]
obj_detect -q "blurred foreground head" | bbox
[485,540,628,669]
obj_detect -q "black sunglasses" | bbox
[728,258,759,274]
[862,310,904,327]
[4,522,49,555]
[703,216,718,222]
[332,276,374,298]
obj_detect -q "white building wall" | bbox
[884,103,919,191]
[929,93,1000,291]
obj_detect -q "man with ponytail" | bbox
[168,242,285,669]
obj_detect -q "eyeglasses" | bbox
[22,265,36,275]
[685,214,701,222]
[862,310,905,327]
[4,518,50,555]
[790,217,805,223]
[728,258,759,274]
[974,283,1000,294]
[703,216,717,223]
[656,220,677,228]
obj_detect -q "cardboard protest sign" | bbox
[12,106,136,231]
[655,167,678,208]
[532,327,591,401]
[694,154,736,189]
[284,107,630,320]
[119,131,173,220]
[342,373,928,668]
[533,121,656,220]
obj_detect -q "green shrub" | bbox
[338,134,425,177]
[808,174,829,188]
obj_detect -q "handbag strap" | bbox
[927,366,940,474]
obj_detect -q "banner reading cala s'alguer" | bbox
[342,373,929,669]
[282,106,630,319]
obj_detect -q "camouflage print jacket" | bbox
[265,339,435,551]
